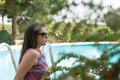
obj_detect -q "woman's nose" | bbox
[45,34,48,39]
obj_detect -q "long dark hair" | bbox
[19,23,43,63]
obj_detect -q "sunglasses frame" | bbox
[38,32,48,37]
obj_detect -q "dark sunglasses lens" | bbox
[39,33,47,37]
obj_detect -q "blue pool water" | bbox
[0,42,120,80]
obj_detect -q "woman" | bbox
[14,23,51,80]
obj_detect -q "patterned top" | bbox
[23,49,51,80]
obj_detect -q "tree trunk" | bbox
[12,15,17,40]
[2,13,4,29]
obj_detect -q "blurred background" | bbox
[0,0,120,44]
[0,0,120,80]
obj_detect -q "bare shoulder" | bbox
[23,49,38,59]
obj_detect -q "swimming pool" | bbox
[0,42,120,80]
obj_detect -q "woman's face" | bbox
[37,27,48,46]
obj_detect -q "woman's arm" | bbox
[14,49,38,80]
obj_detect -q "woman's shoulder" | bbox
[24,48,38,58]
[26,48,37,53]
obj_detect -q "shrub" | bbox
[42,44,120,80]
[0,30,15,45]
[86,26,112,41]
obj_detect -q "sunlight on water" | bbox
[0,51,16,80]
[0,53,11,67]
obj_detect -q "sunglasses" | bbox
[38,32,48,37]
